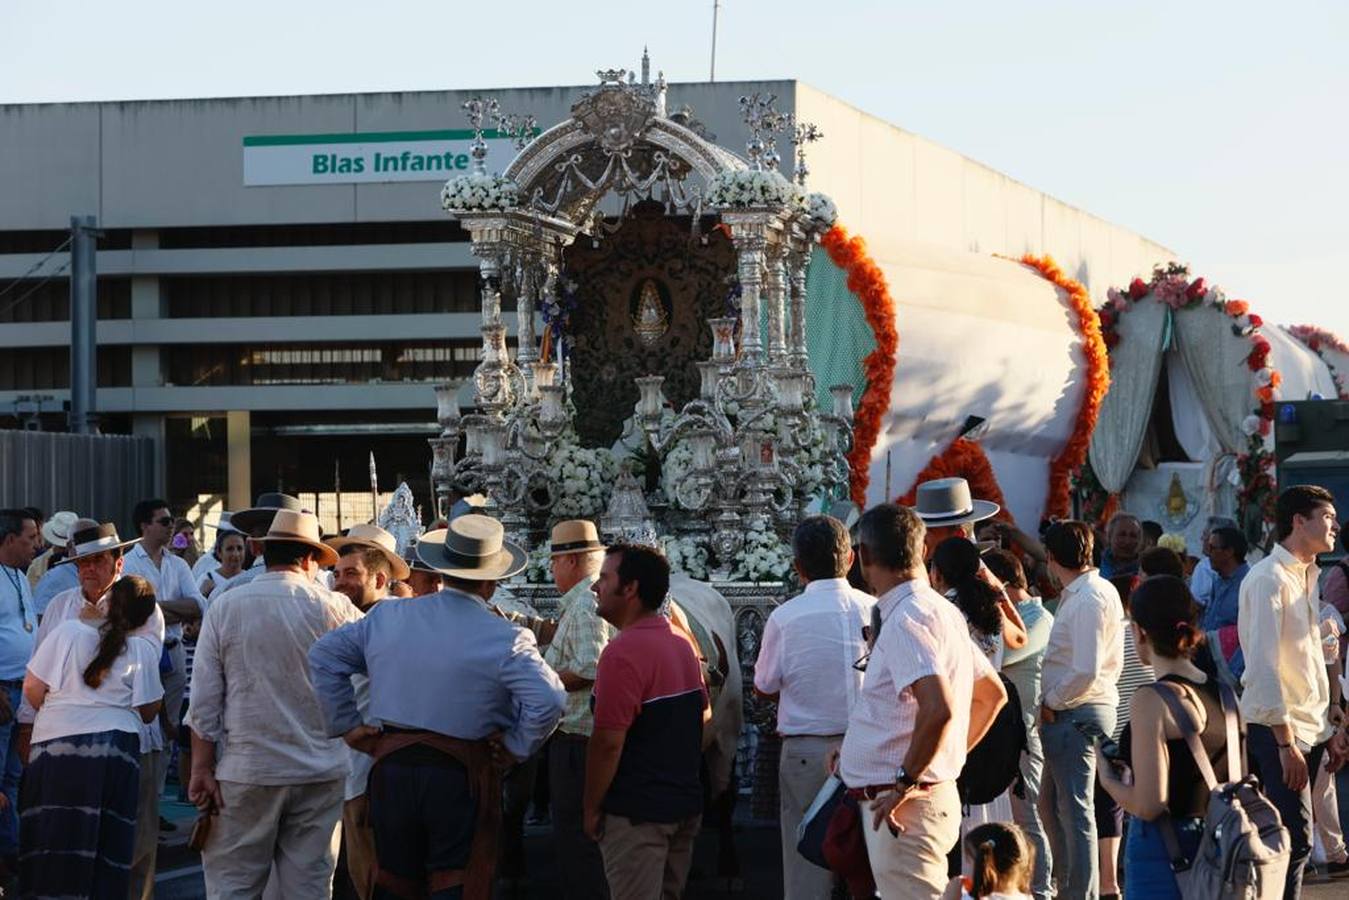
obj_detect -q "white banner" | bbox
[242,129,517,186]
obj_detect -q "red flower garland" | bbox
[821,225,899,505]
[895,438,1013,524]
[1016,254,1111,521]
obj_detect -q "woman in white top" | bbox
[200,530,247,598]
[19,575,163,899]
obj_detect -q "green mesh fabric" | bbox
[805,244,874,410]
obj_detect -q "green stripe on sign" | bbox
[242,128,512,147]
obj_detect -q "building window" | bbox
[157,221,467,250]
[163,340,489,386]
[0,347,132,390]
[0,278,132,323]
[162,270,484,318]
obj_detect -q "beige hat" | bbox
[549,519,605,557]
[325,523,412,581]
[416,514,526,581]
[42,511,80,546]
[912,477,999,528]
[60,522,141,564]
[256,509,339,568]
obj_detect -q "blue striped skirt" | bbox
[19,729,141,900]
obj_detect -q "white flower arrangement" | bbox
[792,419,830,503]
[547,437,619,519]
[440,173,519,212]
[705,169,804,210]
[660,440,697,510]
[1241,414,1263,437]
[522,543,552,585]
[1255,367,1275,387]
[661,534,710,581]
[730,518,792,583]
[804,192,838,230]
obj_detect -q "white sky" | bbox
[3,0,1346,336]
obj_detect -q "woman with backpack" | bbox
[19,575,164,898]
[1096,574,1242,898]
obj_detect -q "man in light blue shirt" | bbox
[0,509,39,862]
[309,515,564,898]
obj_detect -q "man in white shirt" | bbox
[754,515,874,900]
[1238,485,1340,897]
[836,504,1006,899]
[1037,519,1124,900]
[186,510,360,899]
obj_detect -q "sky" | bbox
[3,0,1346,336]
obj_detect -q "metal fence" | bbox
[0,430,156,533]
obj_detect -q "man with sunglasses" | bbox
[123,498,209,819]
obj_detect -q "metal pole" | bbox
[710,0,720,81]
[68,215,98,434]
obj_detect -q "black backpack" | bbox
[957,673,1026,805]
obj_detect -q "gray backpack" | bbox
[1152,680,1290,899]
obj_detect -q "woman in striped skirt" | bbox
[20,575,163,898]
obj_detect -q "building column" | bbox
[130,230,166,494]
[227,410,252,512]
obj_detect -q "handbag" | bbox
[795,774,844,868]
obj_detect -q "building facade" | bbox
[0,76,1174,531]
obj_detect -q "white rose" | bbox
[1241,415,1262,436]
[1256,368,1274,387]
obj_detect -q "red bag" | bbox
[822,793,876,900]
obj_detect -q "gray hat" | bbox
[416,514,526,581]
[911,478,999,528]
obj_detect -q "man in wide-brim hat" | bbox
[211,494,309,598]
[25,509,78,590]
[185,509,357,897]
[321,522,408,900]
[309,514,564,900]
[911,477,1000,557]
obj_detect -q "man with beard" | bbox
[324,524,410,900]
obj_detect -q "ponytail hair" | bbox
[932,537,1003,639]
[1130,574,1204,659]
[82,576,157,689]
[966,821,1034,897]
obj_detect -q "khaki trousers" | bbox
[778,735,840,900]
[860,780,959,900]
[343,794,377,900]
[127,750,161,900]
[599,813,700,900]
[202,778,343,900]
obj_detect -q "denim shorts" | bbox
[1124,815,1203,900]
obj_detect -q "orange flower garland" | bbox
[821,225,899,505]
[895,438,1014,524]
[1016,254,1111,521]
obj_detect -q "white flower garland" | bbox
[706,169,804,209]
[660,440,697,510]
[730,518,792,582]
[805,192,838,230]
[661,534,710,581]
[522,543,552,585]
[547,438,618,519]
[440,173,519,212]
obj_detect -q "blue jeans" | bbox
[1007,703,1052,900]
[1039,703,1115,900]
[0,682,22,854]
[1125,816,1203,900]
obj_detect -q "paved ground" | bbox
[152,772,1349,898]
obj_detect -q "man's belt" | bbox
[845,781,943,801]
[369,729,502,900]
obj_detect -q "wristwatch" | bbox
[894,766,919,793]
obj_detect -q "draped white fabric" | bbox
[1267,326,1338,401]
[1166,351,1218,463]
[1088,301,1168,494]
[860,239,1087,526]
[1172,306,1253,456]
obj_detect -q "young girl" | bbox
[943,822,1036,899]
[20,575,164,898]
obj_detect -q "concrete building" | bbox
[0,77,1174,526]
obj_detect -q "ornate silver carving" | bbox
[377,483,423,556]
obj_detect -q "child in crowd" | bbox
[943,822,1036,900]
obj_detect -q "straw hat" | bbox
[256,509,338,568]
[41,511,80,547]
[325,523,412,581]
[549,519,605,557]
[60,522,142,564]
[230,493,306,536]
[912,477,999,528]
[416,514,526,581]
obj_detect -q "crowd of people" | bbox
[0,475,1345,899]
